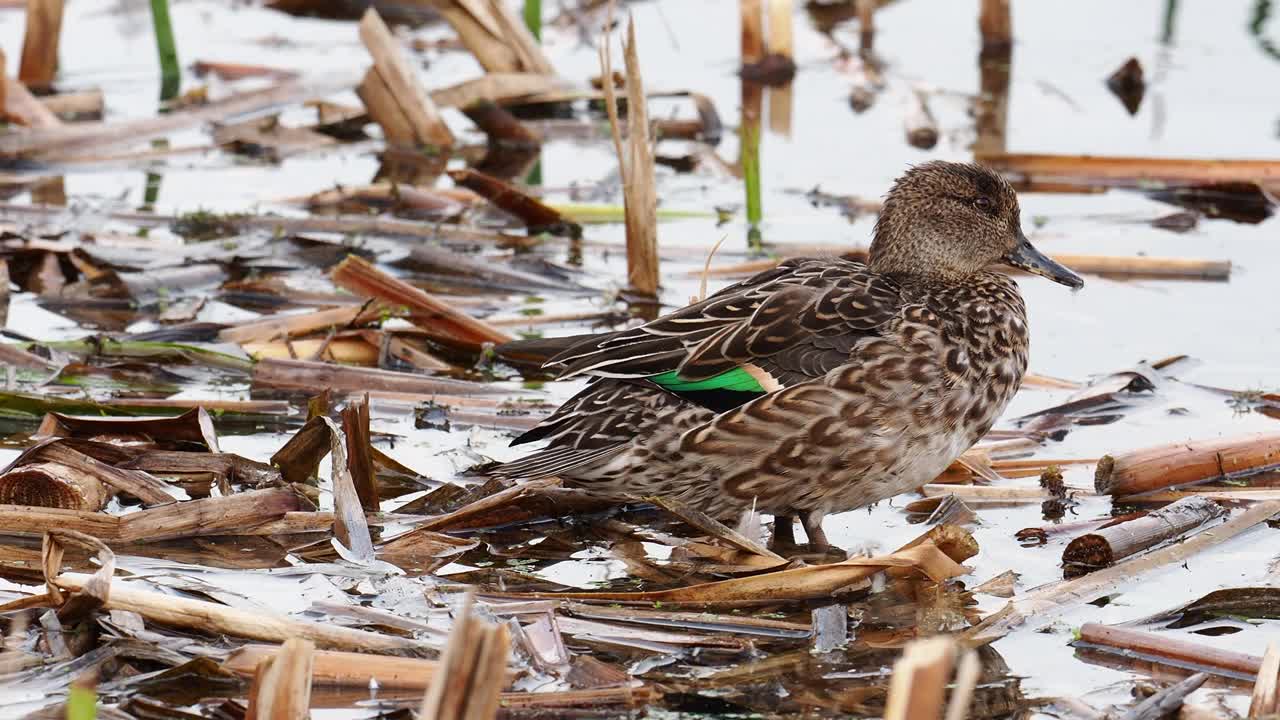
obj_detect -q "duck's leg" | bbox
[769,514,797,550]
[776,510,843,562]
[800,510,830,547]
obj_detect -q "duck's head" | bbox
[869,161,1083,289]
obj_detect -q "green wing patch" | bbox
[649,366,766,393]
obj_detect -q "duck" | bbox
[491,161,1082,553]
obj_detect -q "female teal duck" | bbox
[494,161,1082,551]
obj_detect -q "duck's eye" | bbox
[973,196,994,212]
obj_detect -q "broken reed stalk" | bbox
[1095,432,1280,496]
[252,358,503,396]
[341,396,379,512]
[218,304,386,345]
[148,0,181,101]
[357,8,455,149]
[1078,623,1264,679]
[18,0,64,91]
[599,14,659,298]
[420,594,510,720]
[330,255,513,348]
[0,487,302,543]
[1250,642,1280,718]
[883,637,956,720]
[246,637,314,720]
[978,0,1011,57]
[50,571,430,653]
[447,168,579,237]
[1061,496,1227,578]
[428,0,554,74]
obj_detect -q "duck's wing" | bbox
[495,258,903,477]
[549,257,903,389]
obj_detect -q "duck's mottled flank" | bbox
[491,161,1079,548]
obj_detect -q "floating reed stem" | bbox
[1095,432,1280,497]
[225,645,442,688]
[1077,623,1264,679]
[1061,496,1226,577]
[51,571,430,652]
[599,14,659,298]
[148,0,181,101]
[330,255,513,348]
[977,153,1280,186]
[699,250,1230,282]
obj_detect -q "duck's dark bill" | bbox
[1004,234,1085,289]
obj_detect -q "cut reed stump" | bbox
[856,0,875,51]
[1061,496,1226,578]
[600,16,659,299]
[883,636,980,720]
[1250,642,1280,718]
[904,89,938,150]
[245,637,314,720]
[357,8,455,149]
[18,0,64,91]
[421,593,510,720]
[1095,432,1280,497]
[884,637,954,720]
[978,0,1011,58]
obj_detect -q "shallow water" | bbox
[1,0,1279,717]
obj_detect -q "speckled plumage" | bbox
[493,162,1082,548]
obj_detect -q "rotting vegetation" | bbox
[1,0,1279,718]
